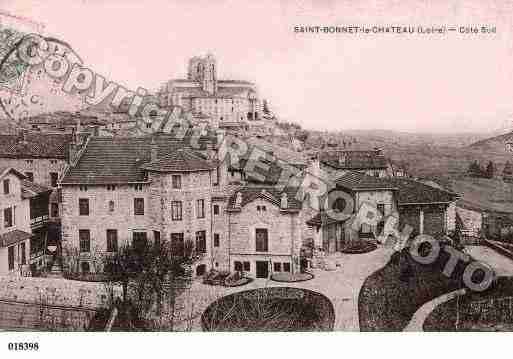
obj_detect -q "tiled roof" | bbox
[244,137,307,166]
[385,178,458,205]
[320,150,388,170]
[0,167,26,180]
[21,180,52,198]
[227,186,302,211]
[141,149,214,172]
[61,134,216,184]
[0,132,72,159]
[335,171,397,191]
[0,230,31,248]
[306,212,351,226]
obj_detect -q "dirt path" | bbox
[403,289,467,331]
[173,246,394,331]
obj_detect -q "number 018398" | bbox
[8,342,39,351]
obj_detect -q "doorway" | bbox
[256,261,269,278]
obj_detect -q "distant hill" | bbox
[468,131,513,153]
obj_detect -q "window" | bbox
[25,172,34,182]
[134,198,144,215]
[195,230,206,254]
[79,198,89,216]
[107,184,116,191]
[133,232,148,252]
[274,262,282,272]
[172,175,181,189]
[106,230,118,252]
[283,263,291,272]
[153,231,161,248]
[257,205,266,212]
[213,233,220,247]
[50,172,58,187]
[255,228,269,252]
[213,204,219,215]
[196,199,205,219]
[8,246,14,270]
[51,203,59,217]
[79,185,88,191]
[4,207,13,228]
[20,242,26,265]
[171,201,182,220]
[234,261,242,272]
[377,204,385,216]
[133,184,143,191]
[3,179,9,194]
[213,167,219,186]
[171,233,184,256]
[79,230,90,253]
[108,200,115,213]
[243,261,250,272]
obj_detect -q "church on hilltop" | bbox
[158,54,262,128]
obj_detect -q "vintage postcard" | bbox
[0,0,511,357]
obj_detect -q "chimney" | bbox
[280,192,288,209]
[150,138,158,162]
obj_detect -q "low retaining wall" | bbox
[0,276,122,310]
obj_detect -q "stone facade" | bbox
[0,170,31,276]
[160,54,262,126]
[228,198,301,277]
[0,158,66,188]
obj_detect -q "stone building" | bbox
[0,167,31,276]
[60,135,218,276]
[224,187,304,278]
[312,148,389,179]
[0,131,72,188]
[159,54,262,126]
[58,134,314,278]
[306,172,458,253]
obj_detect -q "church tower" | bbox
[202,53,217,95]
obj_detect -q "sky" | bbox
[1,0,513,133]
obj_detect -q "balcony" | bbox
[30,214,49,228]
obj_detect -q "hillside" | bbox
[468,131,513,153]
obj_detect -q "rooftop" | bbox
[384,177,458,205]
[61,134,216,184]
[227,186,302,211]
[141,149,214,172]
[0,230,31,248]
[0,132,72,159]
[320,149,388,170]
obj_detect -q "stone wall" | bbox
[0,275,120,309]
[0,158,66,188]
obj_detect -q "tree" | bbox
[485,161,495,178]
[468,160,482,177]
[103,239,195,330]
[295,129,309,143]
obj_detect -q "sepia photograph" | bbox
[0,0,512,358]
